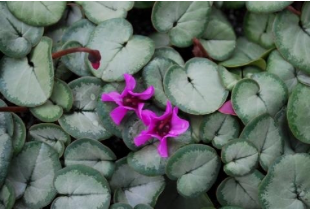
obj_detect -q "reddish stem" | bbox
[192,38,213,61]
[287,5,301,16]
[0,106,28,113]
[52,47,100,60]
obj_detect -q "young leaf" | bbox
[0,181,15,209]
[11,113,26,155]
[246,1,293,13]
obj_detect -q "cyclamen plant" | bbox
[0,1,309,209]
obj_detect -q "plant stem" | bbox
[0,106,28,113]
[287,5,301,16]
[52,47,100,60]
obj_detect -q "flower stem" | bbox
[0,106,28,113]
[287,5,301,16]
[52,47,100,60]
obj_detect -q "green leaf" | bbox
[199,8,236,61]
[232,72,288,124]
[7,142,61,208]
[0,2,43,58]
[142,57,175,109]
[29,100,63,122]
[259,154,310,209]
[11,113,26,155]
[273,9,310,74]
[166,144,220,198]
[240,114,284,171]
[134,1,154,9]
[266,50,304,94]
[7,1,66,26]
[29,123,71,157]
[127,129,193,176]
[61,19,95,76]
[0,99,14,137]
[53,43,73,81]
[301,2,310,35]
[110,158,165,207]
[217,171,264,209]
[155,179,214,209]
[200,112,240,149]
[86,18,154,82]
[244,12,275,49]
[0,133,12,188]
[154,47,184,66]
[220,37,273,70]
[222,139,258,176]
[287,83,310,144]
[218,66,241,91]
[134,204,153,209]
[52,165,111,209]
[149,33,170,48]
[76,1,134,24]
[0,37,54,107]
[189,115,204,143]
[152,2,212,47]
[164,58,228,115]
[246,1,293,13]
[0,181,15,209]
[59,77,112,140]
[64,138,116,179]
[110,203,133,209]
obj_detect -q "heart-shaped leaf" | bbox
[76,1,134,24]
[246,1,293,13]
[155,179,214,209]
[127,129,192,176]
[154,47,184,66]
[266,50,307,94]
[52,165,111,209]
[259,154,310,209]
[240,114,284,171]
[164,58,228,115]
[11,113,26,155]
[221,139,259,176]
[86,18,154,82]
[7,1,66,27]
[29,123,71,157]
[244,12,275,49]
[217,170,264,209]
[61,19,95,76]
[64,138,116,179]
[220,37,273,70]
[110,158,165,207]
[166,144,220,198]
[232,72,288,124]
[273,7,310,74]
[287,83,310,144]
[199,8,236,61]
[152,2,212,47]
[0,181,15,209]
[218,66,241,91]
[200,112,240,149]
[143,57,175,109]
[6,141,61,208]
[0,37,54,107]
[30,78,73,122]
[59,77,112,140]
[0,2,43,58]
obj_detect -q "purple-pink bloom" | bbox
[218,100,236,116]
[101,74,154,125]
[134,101,189,158]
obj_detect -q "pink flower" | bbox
[218,100,236,116]
[101,74,154,125]
[134,101,189,158]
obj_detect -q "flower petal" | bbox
[129,86,154,100]
[134,132,152,146]
[121,74,136,96]
[157,138,168,157]
[218,100,236,116]
[169,108,189,136]
[101,92,122,105]
[158,100,173,120]
[110,106,128,125]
